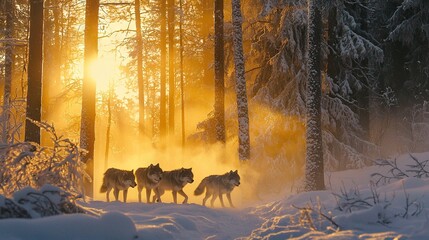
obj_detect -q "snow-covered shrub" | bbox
[0,195,31,219]
[0,184,85,219]
[13,185,85,218]
[0,120,88,197]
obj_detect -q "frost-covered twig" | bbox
[292,204,316,230]
[406,154,429,178]
[371,158,408,185]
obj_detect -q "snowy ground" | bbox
[1,152,429,239]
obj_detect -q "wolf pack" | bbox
[100,164,241,208]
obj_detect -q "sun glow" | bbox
[89,55,118,93]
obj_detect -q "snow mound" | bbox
[0,212,138,240]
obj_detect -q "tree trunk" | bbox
[25,0,44,144]
[304,0,325,191]
[80,0,99,197]
[160,0,167,144]
[214,0,225,143]
[231,0,250,161]
[168,0,175,138]
[104,82,112,170]
[201,0,214,87]
[179,0,185,147]
[2,0,15,144]
[135,0,145,138]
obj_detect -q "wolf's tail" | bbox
[100,178,107,193]
[194,178,207,196]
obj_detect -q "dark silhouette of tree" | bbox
[179,0,185,147]
[160,0,167,144]
[25,0,44,144]
[135,0,145,137]
[80,0,99,197]
[168,0,175,137]
[214,0,225,143]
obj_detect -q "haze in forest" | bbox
[0,0,428,204]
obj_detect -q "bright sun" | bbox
[89,55,118,93]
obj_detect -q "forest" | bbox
[0,0,428,237]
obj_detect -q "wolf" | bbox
[100,168,137,202]
[135,163,163,203]
[194,170,240,208]
[154,168,194,204]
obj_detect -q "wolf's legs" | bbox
[123,189,128,202]
[210,193,218,207]
[146,188,152,203]
[152,188,161,203]
[219,194,225,207]
[113,188,120,201]
[202,192,211,206]
[226,193,234,208]
[137,186,143,203]
[172,191,178,203]
[178,189,188,204]
[106,188,112,202]
[153,188,164,203]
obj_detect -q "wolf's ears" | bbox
[234,170,238,174]
[155,163,159,167]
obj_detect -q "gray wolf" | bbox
[194,170,240,207]
[100,168,137,202]
[154,168,194,204]
[135,163,163,203]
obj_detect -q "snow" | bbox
[1,152,429,239]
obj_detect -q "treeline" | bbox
[0,0,428,195]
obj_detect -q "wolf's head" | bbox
[147,163,163,183]
[122,170,137,188]
[180,168,194,183]
[228,170,240,187]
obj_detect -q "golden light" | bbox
[89,55,118,93]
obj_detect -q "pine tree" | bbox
[2,0,14,144]
[135,0,145,137]
[304,0,324,191]
[25,0,44,144]
[231,0,250,160]
[80,0,99,197]
[214,0,225,143]
[168,0,175,137]
[160,0,167,143]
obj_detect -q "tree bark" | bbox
[214,0,225,143]
[25,0,44,144]
[2,0,15,144]
[201,0,214,86]
[135,0,145,137]
[304,0,325,191]
[80,0,99,197]
[179,0,185,147]
[231,0,250,160]
[168,0,175,137]
[160,0,167,143]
